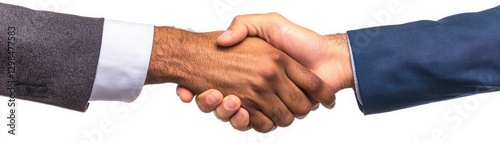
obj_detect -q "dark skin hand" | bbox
[177,13,354,131]
[145,27,336,133]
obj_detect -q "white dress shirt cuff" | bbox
[346,33,363,105]
[89,19,154,102]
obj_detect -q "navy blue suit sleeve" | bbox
[347,5,500,115]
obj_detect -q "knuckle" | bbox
[260,69,278,81]
[267,12,283,19]
[307,72,323,92]
[289,90,312,117]
[232,15,247,24]
[249,78,266,90]
[233,15,243,21]
[268,52,285,64]
[295,64,324,92]
[289,90,299,100]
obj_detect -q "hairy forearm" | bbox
[146,26,182,84]
[145,27,227,90]
[146,26,202,84]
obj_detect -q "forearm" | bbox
[0,2,155,109]
[0,3,103,111]
[145,26,227,95]
[347,5,500,114]
[146,26,213,85]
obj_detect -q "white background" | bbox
[1,0,500,143]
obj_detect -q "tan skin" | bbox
[146,26,336,133]
[177,13,355,131]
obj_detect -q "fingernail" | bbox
[218,30,232,39]
[328,101,336,109]
[206,93,218,105]
[224,96,237,109]
[235,112,244,120]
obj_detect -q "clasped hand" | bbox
[149,13,353,133]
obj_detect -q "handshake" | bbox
[2,2,498,137]
[145,13,354,133]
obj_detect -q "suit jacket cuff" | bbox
[346,33,365,110]
[89,19,154,102]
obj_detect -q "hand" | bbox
[177,13,354,131]
[147,26,336,133]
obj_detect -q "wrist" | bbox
[325,33,354,89]
[145,26,196,84]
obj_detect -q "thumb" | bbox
[217,13,273,47]
[217,22,250,47]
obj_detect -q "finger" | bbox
[302,90,320,112]
[274,77,312,119]
[246,108,276,133]
[176,85,195,103]
[240,93,293,128]
[309,94,320,111]
[285,58,337,109]
[328,100,336,109]
[230,108,251,131]
[214,95,241,122]
[195,89,224,113]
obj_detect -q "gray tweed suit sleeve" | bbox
[0,3,103,112]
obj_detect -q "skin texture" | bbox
[146,26,336,133]
[177,13,354,131]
